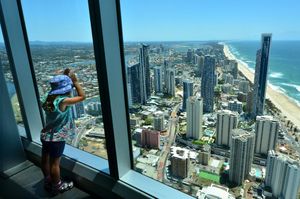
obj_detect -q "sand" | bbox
[223,44,300,128]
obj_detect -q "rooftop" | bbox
[196,184,234,199]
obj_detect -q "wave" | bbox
[281,83,300,92]
[269,83,300,107]
[225,44,255,73]
[225,43,300,108]
[269,72,284,79]
[268,83,286,94]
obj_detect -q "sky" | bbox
[1,0,300,42]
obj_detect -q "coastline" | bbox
[223,44,300,128]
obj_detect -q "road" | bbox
[72,117,95,147]
[157,104,180,182]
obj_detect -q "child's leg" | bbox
[48,141,73,194]
[41,140,50,178]
[41,152,50,177]
[49,156,61,184]
[48,141,65,184]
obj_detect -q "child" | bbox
[40,69,85,194]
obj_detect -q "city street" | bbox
[73,117,96,147]
[157,104,180,181]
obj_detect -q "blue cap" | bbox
[48,75,73,95]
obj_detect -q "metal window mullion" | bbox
[16,0,45,127]
[88,0,132,179]
[0,0,43,142]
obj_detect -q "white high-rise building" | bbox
[216,110,238,147]
[229,129,255,186]
[254,116,279,156]
[282,163,300,199]
[186,96,203,139]
[265,150,300,199]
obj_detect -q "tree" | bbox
[144,117,153,125]
[218,79,225,85]
[242,104,247,113]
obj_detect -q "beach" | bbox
[223,44,300,128]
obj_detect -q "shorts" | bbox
[41,140,66,158]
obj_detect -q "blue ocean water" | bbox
[227,41,300,107]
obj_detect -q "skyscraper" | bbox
[252,34,272,118]
[136,129,160,149]
[216,110,238,147]
[171,146,190,179]
[198,145,211,166]
[254,116,279,156]
[71,88,85,119]
[229,60,238,79]
[265,150,300,199]
[229,129,255,186]
[139,44,151,104]
[228,99,243,114]
[197,55,204,77]
[127,63,141,104]
[223,73,234,85]
[186,96,203,140]
[238,80,250,93]
[153,114,164,131]
[163,59,168,92]
[182,79,193,111]
[153,66,163,94]
[201,55,215,113]
[282,162,300,199]
[186,49,193,63]
[166,68,175,96]
[246,89,253,114]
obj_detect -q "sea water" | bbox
[227,40,300,107]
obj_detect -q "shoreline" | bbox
[223,44,300,128]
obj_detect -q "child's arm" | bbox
[60,72,86,110]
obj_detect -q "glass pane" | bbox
[120,0,300,198]
[0,28,26,137]
[21,0,108,160]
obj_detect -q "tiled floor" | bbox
[0,164,96,199]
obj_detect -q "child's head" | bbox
[49,75,73,96]
[42,75,73,112]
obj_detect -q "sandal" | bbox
[51,180,74,195]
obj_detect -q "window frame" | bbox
[0,0,43,142]
[88,1,193,197]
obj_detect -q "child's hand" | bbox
[69,71,78,83]
[63,68,71,76]
[63,68,77,83]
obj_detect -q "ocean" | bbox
[227,41,300,107]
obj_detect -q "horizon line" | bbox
[1,39,300,44]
